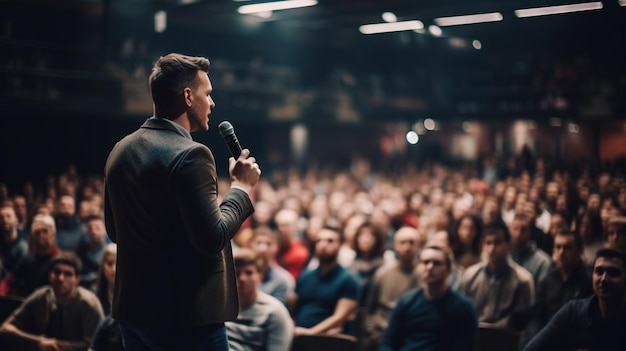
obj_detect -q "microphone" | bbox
[218,121,242,158]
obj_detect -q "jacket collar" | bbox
[141,117,192,140]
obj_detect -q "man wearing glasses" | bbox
[379,244,478,351]
[0,251,104,351]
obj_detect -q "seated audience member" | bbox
[88,243,119,351]
[0,214,61,297]
[542,211,570,254]
[76,215,109,289]
[509,214,553,288]
[0,205,28,277]
[524,249,626,351]
[460,223,534,329]
[526,229,593,343]
[274,209,310,280]
[226,248,293,351]
[94,243,117,316]
[431,230,464,290]
[249,226,295,306]
[348,221,387,306]
[379,244,478,351]
[54,195,89,252]
[292,225,361,336]
[450,214,483,269]
[0,251,104,351]
[606,216,626,254]
[523,201,551,255]
[360,226,423,351]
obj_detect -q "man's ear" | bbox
[183,87,193,107]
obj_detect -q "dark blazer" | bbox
[104,118,254,327]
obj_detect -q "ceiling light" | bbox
[359,20,424,34]
[472,40,482,50]
[382,12,397,23]
[434,12,503,26]
[238,0,317,15]
[515,2,603,18]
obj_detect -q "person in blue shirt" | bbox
[379,243,478,351]
[292,225,361,336]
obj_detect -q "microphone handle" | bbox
[223,133,242,158]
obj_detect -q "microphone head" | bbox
[218,121,234,137]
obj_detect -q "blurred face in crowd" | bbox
[458,217,477,248]
[419,248,450,287]
[49,263,80,300]
[31,222,56,253]
[86,218,107,245]
[483,231,510,268]
[523,201,537,222]
[0,206,18,235]
[549,213,567,238]
[236,263,261,299]
[552,233,582,271]
[355,226,377,256]
[503,186,517,207]
[13,195,27,223]
[394,226,422,265]
[274,209,299,243]
[57,195,76,217]
[102,251,117,286]
[587,194,601,212]
[315,228,341,265]
[251,231,279,262]
[607,224,626,253]
[482,198,499,225]
[509,218,531,249]
[592,256,626,301]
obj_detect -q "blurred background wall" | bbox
[1,0,625,188]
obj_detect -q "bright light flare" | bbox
[515,2,603,18]
[359,20,424,34]
[238,0,317,14]
[424,118,436,131]
[406,131,420,144]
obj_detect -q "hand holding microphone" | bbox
[218,121,261,191]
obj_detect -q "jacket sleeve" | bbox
[171,145,254,257]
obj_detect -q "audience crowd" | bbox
[1,152,626,350]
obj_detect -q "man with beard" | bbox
[524,248,626,350]
[291,225,361,336]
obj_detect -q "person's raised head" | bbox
[149,53,210,115]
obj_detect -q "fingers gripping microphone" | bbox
[218,121,242,158]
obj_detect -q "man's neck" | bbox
[559,261,580,281]
[398,258,417,272]
[487,260,508,274]
[319,260,338,275]
[598,295,626,320]
[423,283,448,300]
[239,290,258,311]
[55,288,77,305]
[2,229,18,243]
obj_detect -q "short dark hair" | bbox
[51,251,82,276]
[594,248,626,269]
[84,214,104,224]
[554,229,583,249]
[234,248,264,272]
[483,222,511,243]
[149,53,210,111]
